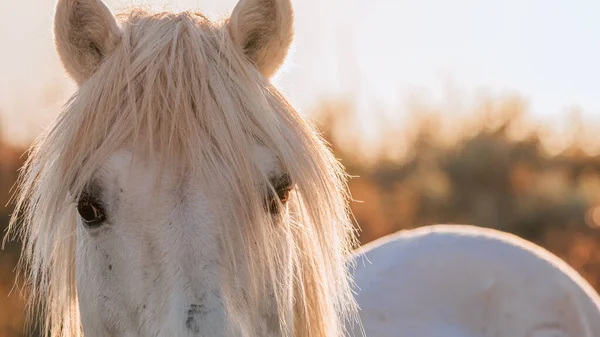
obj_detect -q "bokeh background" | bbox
[2,0,600,335]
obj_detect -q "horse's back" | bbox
[348,225,600,337]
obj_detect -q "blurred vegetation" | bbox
[0,143,28,337]
[315,94,600,288]
[2,94,600,336]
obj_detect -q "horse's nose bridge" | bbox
[142,194,227,334]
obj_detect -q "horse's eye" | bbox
[77,198,106,226]
[267,174,293,214]
[278,187,291,205]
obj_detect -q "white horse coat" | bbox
[349,225,600,337]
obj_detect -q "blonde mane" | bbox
[7,8,358,337]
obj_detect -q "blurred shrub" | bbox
[0,144,28,337]
[314,94,600,291]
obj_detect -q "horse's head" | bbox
[9,1,357,336]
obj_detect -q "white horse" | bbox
[347,225,600,337]
[8,0,357,336]
[6,0,600,337]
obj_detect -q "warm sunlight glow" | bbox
[2,0,600,146]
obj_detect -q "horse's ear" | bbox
[54,0,121,84]
[228,0,294,78]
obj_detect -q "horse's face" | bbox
[75,146,289,336]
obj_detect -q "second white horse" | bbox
[349,225,600,337]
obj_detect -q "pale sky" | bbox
[1,0,599,145]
